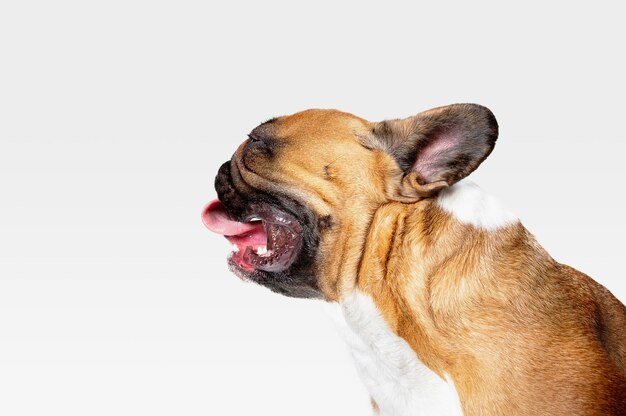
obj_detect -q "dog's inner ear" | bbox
[371,103,498,201]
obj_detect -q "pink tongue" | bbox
[226,228,268,247]
[201,199,259,236]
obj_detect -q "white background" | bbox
[1,1,625,415]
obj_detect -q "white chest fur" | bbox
[326,291,463,416]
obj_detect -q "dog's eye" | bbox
[245,133,274,157]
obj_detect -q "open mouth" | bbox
[201,199,303,273]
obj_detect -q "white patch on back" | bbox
[325,291,463,416]
[436,180,517,231]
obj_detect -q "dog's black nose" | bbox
[214,160,248,216]
[214,161,232,199]
[216,161,230,179]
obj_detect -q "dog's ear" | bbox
[369,104,498,201]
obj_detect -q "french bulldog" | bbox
[202,104,626,415]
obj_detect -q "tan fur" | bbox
[233,108,626,414]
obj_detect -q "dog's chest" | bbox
[326,291,463,416]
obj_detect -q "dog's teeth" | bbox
[256,246,267,255]
[232,244,240,253]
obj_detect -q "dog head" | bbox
[202,104,498,300]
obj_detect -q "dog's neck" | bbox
[332,181,560,411]
[330,180,526,299]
